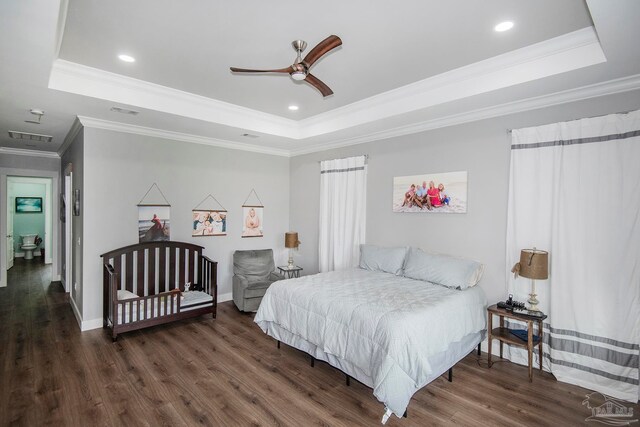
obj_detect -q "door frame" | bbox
[0,167,60,288]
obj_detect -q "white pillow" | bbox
[359,244,408,275]
[117,289,139,300]
[403,247,484,289]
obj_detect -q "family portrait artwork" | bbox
[192,210,227,236]
[138,205,170,242]
[393,171,468,213]
[242,206,263,238]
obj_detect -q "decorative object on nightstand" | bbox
[487,303,547,382]
[511,248,548,312]
[277,265,302,279]
[285,231,301,268]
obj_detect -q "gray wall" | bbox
[0,153,59,171]
[79,128,290,323]
[60,129,84,313]
[290,90,640,305]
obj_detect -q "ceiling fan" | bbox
[230,35,342,97]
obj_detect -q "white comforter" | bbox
[254,268,487,416]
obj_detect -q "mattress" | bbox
[254,268,487,418]
[116,291,213,325]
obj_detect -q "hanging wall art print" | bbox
[192,210,227,236]
[242,206,263,237]
[393,171,468,213]
[138,205,170,242]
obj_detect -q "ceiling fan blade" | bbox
[304,74,333,97]
[230,66,293,73]
[302,35,342,68]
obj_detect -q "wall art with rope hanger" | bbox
[192,194,227,237]
[241,189,264,238]
[137,183,171,243]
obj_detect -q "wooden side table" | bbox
[487,304,547,382]
[278,266,302,279]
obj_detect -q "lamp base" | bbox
[528,293,540,312]
[287,252,295,269]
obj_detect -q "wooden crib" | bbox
[102,241,217,340]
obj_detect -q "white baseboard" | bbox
[218,292,232,303]
[69,295,103,331]
[69,295,83,330]
[82,317,103,331]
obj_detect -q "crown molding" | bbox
[57,116,83,156]
[0,147,60,159]
[49,60,300,139]
[289,73,640,156]
[49,28,604,143]
[76,116,291,157]
[296,27,606,138]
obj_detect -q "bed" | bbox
[254,245,487,423]
[102,241,217,340]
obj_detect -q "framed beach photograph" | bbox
[192,209,227,237]
[138,205,170,242]
[15,197,43,213]
[242,206,263,238]
[393,171,468,213]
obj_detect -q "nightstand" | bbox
[277,265,302,279]
[487,304,547,382]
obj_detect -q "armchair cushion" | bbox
[233,249,276,282]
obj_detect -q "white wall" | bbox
[289,90,640,305]
[79,127,290,325]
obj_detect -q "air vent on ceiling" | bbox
[8,131,53,143]
[110,106,139,115]
[242,133,259,138]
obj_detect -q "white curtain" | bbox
[506,110,640,402]
[319,155,367,272]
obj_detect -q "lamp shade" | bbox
[518,249,548,280]
[285,232,300,248]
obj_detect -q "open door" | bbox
[6,196,13,270]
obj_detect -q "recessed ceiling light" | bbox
[494,21,514,32]
[288,105,299,111]
[118,54,135,63]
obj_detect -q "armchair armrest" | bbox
[270,271,285,281]
[233,274,250,287]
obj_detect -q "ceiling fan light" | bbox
[290,71,306,81]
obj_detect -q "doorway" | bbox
[7,176,52,265]
[0,168,60,288]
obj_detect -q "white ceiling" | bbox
[1,0,639,157]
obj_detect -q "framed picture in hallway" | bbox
[15,197,43,213]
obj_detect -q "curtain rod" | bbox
[317,154,369,164]
[506,109,636,135]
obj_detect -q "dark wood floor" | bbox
[1,259,636,426]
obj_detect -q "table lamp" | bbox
[511,248,548,312]
[285,232,301,269]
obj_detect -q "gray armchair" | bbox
[232,249,285,312]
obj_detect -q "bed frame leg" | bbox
[277,340,280,349]
[448,367,453,382]
[310,356,315,367]
[345,374,350,386]
[403,410,407,418]
[478,343,481,356]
